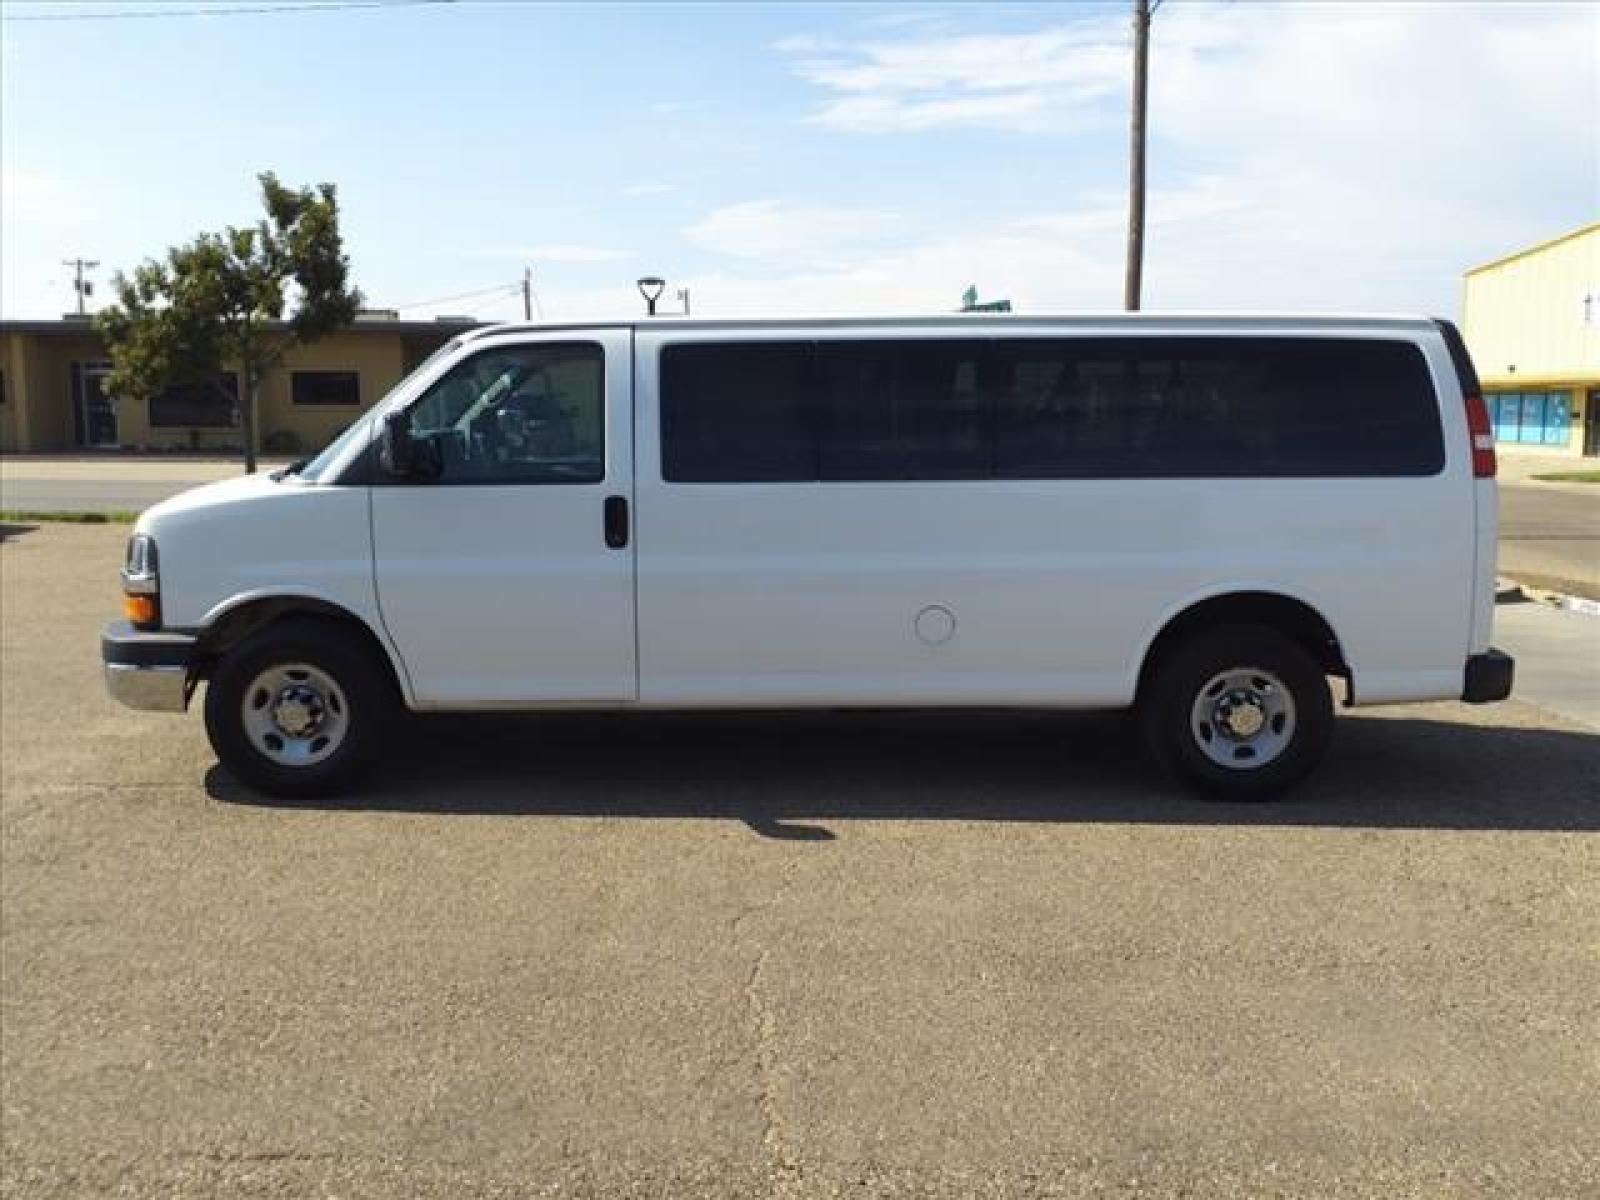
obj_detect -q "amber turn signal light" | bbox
[123,594,159,626]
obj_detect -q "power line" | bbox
[2,0,452,23]
[457,294,523,318]
[393,281,521,312]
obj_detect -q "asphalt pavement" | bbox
[0,458,289,513]
[1499,482,1600,599]
[2,523,1597,1199]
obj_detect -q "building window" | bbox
[292,370,360,406]
[1490,391,1571,445]
[149,374,238,427]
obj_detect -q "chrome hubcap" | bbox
[241,663,349,767]
[1190,668,1296,770]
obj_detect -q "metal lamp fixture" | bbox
[637,276,666,317]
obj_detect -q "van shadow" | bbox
[0,523,39,543]
[207,708,1600,836]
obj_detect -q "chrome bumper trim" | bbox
[104,663,190,713]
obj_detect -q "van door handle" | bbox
[604,495,629,549]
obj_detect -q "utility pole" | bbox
[1124,0,1153,312]
[522,267,533,321]
[62,257,100,315]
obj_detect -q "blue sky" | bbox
[2,0,1595,322]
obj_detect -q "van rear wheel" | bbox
[204,618,388,798]
[1141,623,1333,800]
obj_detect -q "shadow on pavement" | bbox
[0,523,39,542]
[208,708,1600,836]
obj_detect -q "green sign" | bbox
[959,285,1011,313]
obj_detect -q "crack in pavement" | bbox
[728,851,809,1196]
[745,946,803,1196]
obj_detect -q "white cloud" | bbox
[761,2,1597,315]
[781,19,1127,133]
[683,200,904,265]
[517,243,629,264]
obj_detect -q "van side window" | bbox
[406,342,604,484]
[815,340,989,480]
[993,338,1443,478]
[659,336,1443,482]
[661,340,991,483]
[660,343,812,482]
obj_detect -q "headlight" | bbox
[121,534,161,627]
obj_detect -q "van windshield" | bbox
[292,416,372,484]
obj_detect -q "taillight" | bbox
[1464,391,1496,479]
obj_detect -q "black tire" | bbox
[1140,623,1334,800]
[204,617,391,798]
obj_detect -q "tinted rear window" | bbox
[660,336,1443,482]
[815,340,989,480]
[660,342,813,482]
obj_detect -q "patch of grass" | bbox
[1531,470,1600,483]
[0,509,139,525]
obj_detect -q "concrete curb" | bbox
[1558,594,1600,618]
[1500,577,1600,619]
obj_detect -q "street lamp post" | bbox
[637,276,666,317]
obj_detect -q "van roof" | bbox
[457,312,1443,342]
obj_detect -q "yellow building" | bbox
[1463,221,1600,459]
[0,314,474,455]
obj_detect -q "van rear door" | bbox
[1434,319,1499,656]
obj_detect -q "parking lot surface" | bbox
[3,523,1597,1198]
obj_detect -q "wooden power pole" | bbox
[63,257,100,315]
[1124,0,1152,312]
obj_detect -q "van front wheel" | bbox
[1141,624,1333,800]
[204,619,388,798]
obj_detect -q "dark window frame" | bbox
[148,373,239,428]
[291,370,362,407]
[660,336,1445,483]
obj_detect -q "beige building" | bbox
[1462,221,1600,459]
[0,314,474,455]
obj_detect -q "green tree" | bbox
[98,173,362,473]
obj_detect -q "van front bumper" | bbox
[1462,648,1514,704]
[102,620,197,713]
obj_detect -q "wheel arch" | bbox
[1134,589,1350,706]
[190,591,414,705]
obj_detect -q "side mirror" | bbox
[378,410,415,478]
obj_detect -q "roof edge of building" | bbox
[0,318,483,337]
[1465,221,1600,278]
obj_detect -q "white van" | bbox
[103,315,1513,800]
